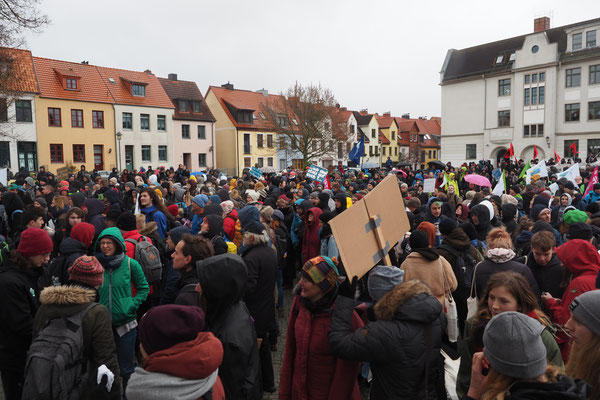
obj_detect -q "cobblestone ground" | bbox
[264,286,293,400]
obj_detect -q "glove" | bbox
[97,364,114,392]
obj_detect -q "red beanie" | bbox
[71,222,95,248]
[167,204,179,217]
[18,227,53,257]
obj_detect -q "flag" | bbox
[570,142,579,155]
[509,143,515,156]
[440,172,448,188]
[492,170,506,196]
[518,160,530,180]
[554,150,561,163]
[323,175,331,190]
[557,163,581,185]
[584,167,599,197]
[504,150,510,160]
[533,145,538,160]
[349,134,364,165]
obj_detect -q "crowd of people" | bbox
[0,158,598,399]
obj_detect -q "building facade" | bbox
[353,111,380,165]
[440,17,600,165]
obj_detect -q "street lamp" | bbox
[116,131,122,171]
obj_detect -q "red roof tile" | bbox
[378,129,390,144]
[95,66,173,108]
[158,77,215,122]
[398,132,410,146]
[375,114,395,128]
[0,48,39,93]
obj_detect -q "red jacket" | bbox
[301,207,323,264]
[122,230,154,296]
[223,208,239,242]
[545,239,600,361]
[279,295,362,400]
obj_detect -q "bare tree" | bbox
[261,82,350,167]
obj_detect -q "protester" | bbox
[172,234,214,306]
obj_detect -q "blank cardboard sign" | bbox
[330,175,410,279]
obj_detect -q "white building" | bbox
[353,110,381,165]
[440,16,600,165]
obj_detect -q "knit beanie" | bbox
[116,212,137,232]
[192,194,208,208]
[273,209,284,221]
[530,204,548,221]
[154,188,163,199]
[368,266,405,301]
[238,205,261,231]
[106,208,121,223]
[71,222,95,248]
[564,209,589,225]
[167,204,179,217]
[34,197,47,209]
[68,255,104,287]
[409,230,430,249]
[483,311,547,379]
[204,204,223,216]
[569,290,600,337]
[301,256,339,295]
[139,305,205,355]
[168,226,190,247]
[18,227,53,257]
[439,218,458,236]
[567,222,593,241]
[125,182,135,190]
[220,200,234,216]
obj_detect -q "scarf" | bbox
[486,247,516,263]
[96,252,125,270]
[299,285,338,315]
[412,248,440,261]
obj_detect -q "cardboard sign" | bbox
[249,167,263,179]
[0,168,6,186]
[423,178,436,193]
[329,175,410,280]
[306,164,328,183]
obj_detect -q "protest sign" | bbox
[525,160,548,184]
[423,178,436,193]
[556,163,581,185]
[0,168,6,186]
[249,167,263,179]
[549,183,559,195]
[306,164,328,183]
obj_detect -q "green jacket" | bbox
[96,227,149,327]
[456,315,564,399]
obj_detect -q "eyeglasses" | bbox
[99,241,115,247]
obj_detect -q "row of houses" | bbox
[1,47,441,175]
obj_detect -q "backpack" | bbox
[125,236,162,284]
[22,303,98,400]
[439,244,477,293]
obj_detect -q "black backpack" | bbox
[439,244,477,292]
[22,303,98,400]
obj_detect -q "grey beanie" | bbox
[483,312,547,379]
[125,182,135,190]
[367,266,404,301]
[569,290,600,337]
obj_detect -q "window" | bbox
[382,147,386,156]
[395,147,398,156]
[524,88,530,105]
[530,125,537,136]
[498,79,511,96]
[391,131,395,140]
[15,100,32,122]
[525,75,531,84]
[132,84,146,97]
[565,103,580,121]
[573,33,582,50]
[276,115,288,128]
[182,124,190,139]
[498,110,510,127]
[198,153,207,167]
[50,144,63,163]
[428,150,432,159]
[178,100,188,112]
[338,142,343,159]
[158,145,167,161]
[0,99,7,122]
[371,128,376,138]
[588,139,600,157]
[244,157,252,168]
[532,73,538,83]
[122,112,132,129]
[71,109,83,128]
[587,30,597,48]
[539,86,545,104]
[252,113,257,120]
[260,112,267,120]
[531,45,539,53]
[324,122,330,131]
[92,110,104,128]
[523,125,530,137]
[539,72,545,82]
[279,137,286,150]
[141,145,151,162]
[192,101,201,112]
[495,55,504,64]
[157,115,166,131]
[565,140,579,157]
[140,114,150,130]
[48,108,61,126]
[267,134,273,148]
[66,78,77,90]
[243,133,251,154]
[590,65,600,85]
[537,124,544,137]
[466,144,476,160]
[589,101,600,120]
[257,133,264,148]
[531,87,538,105]
[257,157,264,168]
[197,125,206,139]
[267,157,273,167]
[566,68,581,87]
[72,144,85,162]
[237,111,253,124]
[0,141,9,166]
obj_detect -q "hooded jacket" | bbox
[202,214,227,255]
[333,193,347,215]
[469,203,491,242]
[96,227,149,326]
[52,236,89,284]
[33,285,122,399]
[502,374,589,400]
[223,207,239,242]
[301,207,323,264]
[425,197,447,247]
[501,203,518,236]
[329,287,445,400]
[400,252,457,305]
[474,256,539,300]
[526,253,566,299]
[197,254,261,400]
[84,198,106,239]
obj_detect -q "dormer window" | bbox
[66,78,78,90]
[178,100,188,112]
[192,101,201,112]
[238,110,253,124]
[277,115,288,128]
[132,84,146,97]
[495,55,504,64]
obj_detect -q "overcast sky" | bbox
[23,0,599,118]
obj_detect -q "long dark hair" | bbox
[140,188,174,223]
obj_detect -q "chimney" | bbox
[144,69,152,75]
[221,82,234,90]
[534,17,550,32]
[256,88,268,97]
[402,113,410,119]
[168,73,178,81]
[340,107,347,111]
[360,108,368,115]
[383,111,391,117]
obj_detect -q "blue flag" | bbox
[348,134,364,165]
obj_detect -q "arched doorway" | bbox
[520,145,545,161]
[491,147,508,166]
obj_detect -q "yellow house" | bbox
[376,114,400,162]
[33,57,116,174]
[205,84,279,175]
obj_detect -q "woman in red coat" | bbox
[279,256,362,400]
[301,207,322,265]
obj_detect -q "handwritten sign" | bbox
[306,164,328,183]
[249,167,263,179]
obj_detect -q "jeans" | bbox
[113,326,137,379]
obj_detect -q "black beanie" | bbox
[439,218,458,236]
[106,208,121,222]
[567,222,593,240]
[116,212,137,231]
[409,230,430,249]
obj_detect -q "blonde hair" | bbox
[260,205,274,224]
[486,227,513,250]
[482,365,560,400]
[566,335,600,399]
[135,214,146,232]
[53,195,69,210]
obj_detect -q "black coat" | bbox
[502,374,589,400]
[51,237,89,285]
[241,243,277,335]
[526,253,566,299]
[173,268,201,307]
[474,258,540,299]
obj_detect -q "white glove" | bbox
[97,364,114,392]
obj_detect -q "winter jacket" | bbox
[141,205,167,238]
[202,214,228,255]
[197,253,261,400]
[127,332,225,400]
[473,258,539,299]
[173,268,201,307]
[320,235,339,259]
[329,291,445,400]
[51,236,89,285]
[457,315,564,399]
[241,242,277,336]
[33,285,122,399]
[84,198,106,239]
[301,207,323,264]
[223,208,239,242]
[122,230,151,259]
[425,197,447,247]
[0,262,45,372]
[584,190,600,204]
[497,374,590,399]
[469,203,491,243]
[501,203,517,236]
[96,228,149,327]
[527,252,566,299]
[279,294,362,400]
[401,252,457,305]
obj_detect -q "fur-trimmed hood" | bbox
[40,285,97,305]
[374,280,442,323]
[139,221,158,236]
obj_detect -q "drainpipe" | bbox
[211,121,216,170]
[483,74,487,161]
[113,104,119,171]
